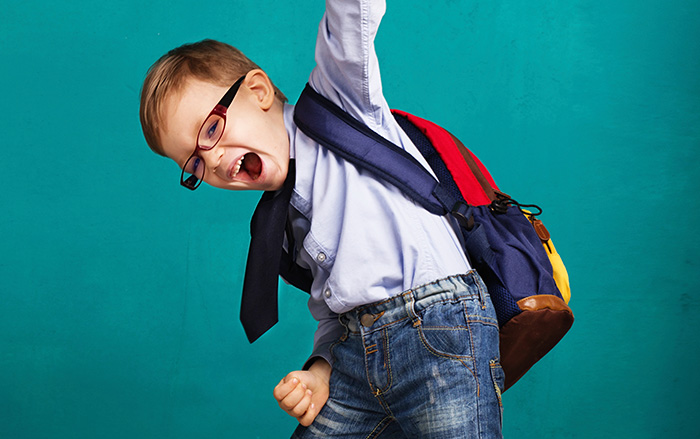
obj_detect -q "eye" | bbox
[185,156,203,174]
[206,120,219,139]
[198,115,224,149]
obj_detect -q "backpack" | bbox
[292,84,574,390]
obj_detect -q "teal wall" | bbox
[2,0,698,437]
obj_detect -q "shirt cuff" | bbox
[302,340,336,370]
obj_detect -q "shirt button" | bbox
[324,289,332,298]
[316,252,327,262]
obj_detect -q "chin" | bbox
[260,178,285,192]
[262,164,288,191]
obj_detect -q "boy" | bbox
[140,0,503,437]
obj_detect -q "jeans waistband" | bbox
[339,271,487,334]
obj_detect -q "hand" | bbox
[273,358,331,426]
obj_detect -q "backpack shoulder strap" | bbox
[293,84,458,215]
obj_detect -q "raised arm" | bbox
[309,0,390,131]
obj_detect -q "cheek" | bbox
[271,127,291,165]
[160,132,196,167]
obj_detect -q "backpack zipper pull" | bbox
[530,217,552,251]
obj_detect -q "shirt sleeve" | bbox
[302,310,345,370]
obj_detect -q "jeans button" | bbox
[360,314,375,327]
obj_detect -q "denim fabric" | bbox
[292,272,504,439]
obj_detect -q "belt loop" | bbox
[338,312,349,329]
[404,291,421,327]
[341,310,359,334]
[470,271,487,309]
[336,313,350,341]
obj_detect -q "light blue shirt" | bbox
[283,0,471,364]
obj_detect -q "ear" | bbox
[244,69,276,111]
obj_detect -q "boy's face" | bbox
[160,71,290,192]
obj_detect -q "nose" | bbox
[197,144,224,170]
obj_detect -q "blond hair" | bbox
[139,39,287,156]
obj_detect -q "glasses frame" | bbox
[180,75,247,190]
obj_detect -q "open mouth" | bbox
[230,153,262,181]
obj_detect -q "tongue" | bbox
[243,153,262,180]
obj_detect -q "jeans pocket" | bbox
[417,300,472,358]
[489,359,505,426]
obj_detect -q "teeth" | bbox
[232,156,244,178]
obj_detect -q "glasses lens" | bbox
[198,114,225,149]
[181,155,205,190]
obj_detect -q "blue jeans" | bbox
[292,272,504,439]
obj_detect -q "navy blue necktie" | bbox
[240,160,296,342]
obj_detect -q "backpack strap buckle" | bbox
[451,201,475,230]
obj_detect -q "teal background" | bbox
[2,0,698,437]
